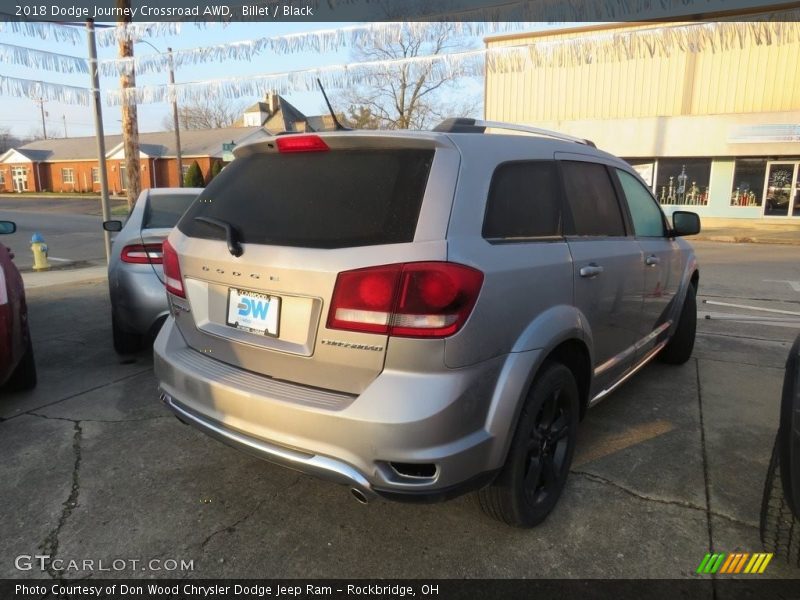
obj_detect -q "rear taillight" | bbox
[327,262,483,338]
[276,135,329,153]
[162,239,185,298]
[121,243,163,264]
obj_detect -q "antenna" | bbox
[316,78,350,131]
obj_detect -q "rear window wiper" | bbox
[194,216,243,257]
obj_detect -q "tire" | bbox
[112,314,142,355]
[760,438,800,567]
[6,334,37,391]
[659,283,697,365]
[478,361,580,527]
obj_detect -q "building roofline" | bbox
[484,3,800,44]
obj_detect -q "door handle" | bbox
[579,264,604,278]
[645,255,661,266]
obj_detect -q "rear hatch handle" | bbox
[194,216,244,257]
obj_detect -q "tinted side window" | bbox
[482,161,560,240]
[616,169,666,237]
[561,161,626,237]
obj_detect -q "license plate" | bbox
[226,288,280,337]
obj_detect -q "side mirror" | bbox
[672,211,701,237]
[0,221,16,235]
[103,220,123,232]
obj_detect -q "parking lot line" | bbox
[573,419,675,467]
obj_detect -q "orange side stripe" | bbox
[734,553,749,573]
[720,554,737,574]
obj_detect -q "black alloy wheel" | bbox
[478,361,579,527]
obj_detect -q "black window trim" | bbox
[481,158,567,245]
[557,159,632,240]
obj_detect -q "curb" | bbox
[21,265,107,289]
[693,235,800,245]
[19,260,95,274]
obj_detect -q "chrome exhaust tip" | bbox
[350,488,369,505]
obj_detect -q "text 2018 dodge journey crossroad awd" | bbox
[154,118,701,527]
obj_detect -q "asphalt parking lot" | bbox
[1,241,799,582]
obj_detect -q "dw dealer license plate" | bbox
[226,288,280,337]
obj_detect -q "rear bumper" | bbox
[154,316,507,500]
[161,391,380,501]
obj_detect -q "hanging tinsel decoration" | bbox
[1,16,798,108]
[98,21,535,76]
[0,43,88,73]
[0,75,90,106]
[0,20,83,44]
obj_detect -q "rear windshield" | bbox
[177,149,434,249]
[144,193,199,229]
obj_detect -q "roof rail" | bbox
[433,118,596,147]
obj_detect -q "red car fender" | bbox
[0,244,27,385]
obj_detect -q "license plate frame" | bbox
[225,288,281,337]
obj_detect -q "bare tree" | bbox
[0,127,11,154]
[163,96,246,131]
[1,129,36,152]
[336,23,480,130]
[342,105,381,129]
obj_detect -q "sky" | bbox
[0,21,501,139]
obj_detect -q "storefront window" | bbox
[794,176,800,217]
[730,159,766,207]
[765,163,796,217]
[655,159,711,206]
[624,159,656,188]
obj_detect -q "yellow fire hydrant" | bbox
[31,232,50,271]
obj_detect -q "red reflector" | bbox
[276,135,329,153]
[162,239,185,298]
[327,262,483,338]
[121,243,163,264]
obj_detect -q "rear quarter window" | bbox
[178,149,434,249]
[482,161,561,240]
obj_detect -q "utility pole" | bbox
[168,48,183,187]
[139,41,184,189]
[118,0,141,210]
[63,115,68,138]
[86,19,112,263]
[34,98,47,139]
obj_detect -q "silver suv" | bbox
[154,119,700,527]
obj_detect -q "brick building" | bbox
[0,93,335,194]
[0,127,267,194]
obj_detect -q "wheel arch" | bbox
[546,338,592,421]
[484,307,593,469]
